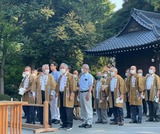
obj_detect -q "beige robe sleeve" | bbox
[69,74,76,92]
[137,76,145,92]
[119,76,125,94]
[31,76,39,93]
[155,75,160,91]
[26,76,34,92]
[49,74,56,91]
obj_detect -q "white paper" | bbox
[116,97,123,103]
[77,96,80,102]
[154,96,159,103]
[18,88,26,96]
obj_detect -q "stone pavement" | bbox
[20,115,160,134]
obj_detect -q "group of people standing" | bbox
[19,62,160,130]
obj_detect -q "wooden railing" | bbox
[0,101,58,134]
[0,101,27,134]
[22,101,58,133]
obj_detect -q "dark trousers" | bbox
[26,106,35,123]
[148,101,159,119]
[130,105,142,121]
[147,90,159,119]
[108,92,116,118]
[60,92,73,128]
[126,95,131,117]
[142,99,147,114]
[39,91,51,125]
[115,107,124,122]
[23,106,27,116]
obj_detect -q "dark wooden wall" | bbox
[116,48,160,78]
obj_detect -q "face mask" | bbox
[130,70,135,75]
[96,76,102,80]
[60,69,66,74]
[149,69,154,74]
[73,74,77,78]
[81,68,84,73]
[25,71,30,76]
[110,72,115,77]
[45,69,49,74]
[104,74,107,78]
[22,73,26,78]
[32,74,36,77]
[138,73,142,76]
[125,73,128,77]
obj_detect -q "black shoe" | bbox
[54,120,60,124]
[146,118,154,122]
[59,126,65,129]
[52,119,56,123]
[110,118,115,121]
[110,122,118,125]
[102,121,108,124]
[85,124,92,128]
[119,122,124,126]
[124,116,131,119]
[95,121,102,124]
[129,120,137,123]
[79,124,86,128]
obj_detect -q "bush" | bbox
[0,94,11,101]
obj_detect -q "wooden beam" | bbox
[22,123,44,129]
[33,128,58,134]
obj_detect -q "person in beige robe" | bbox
[128,66,144,124]
[145,66,160,122]
[19,66,35,124]
[103,70,112,117]
[109,67,125,126]
[32,64,56,125]
[55,63,76,130]
[93,72,109,124]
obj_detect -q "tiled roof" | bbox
[85,8,160,55]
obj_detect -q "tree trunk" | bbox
[0,43,7,94]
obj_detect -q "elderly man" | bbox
[109,67,125,126]
[79,64,93,128]
[19,66,35,124]
[145,66,160,122]
[32,64,56,125]
[93,72,108,124]
[128,66,144,124]
[50,62,61,124]
[55,63,76,130]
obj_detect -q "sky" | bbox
[110,0,124,11]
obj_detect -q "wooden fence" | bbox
[0,101,27,134]
[0,101,58,134]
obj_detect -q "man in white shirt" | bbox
[32,64,56,125]
[145,66,160,122]
[50,62,61,124]
[55,63,76,130]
